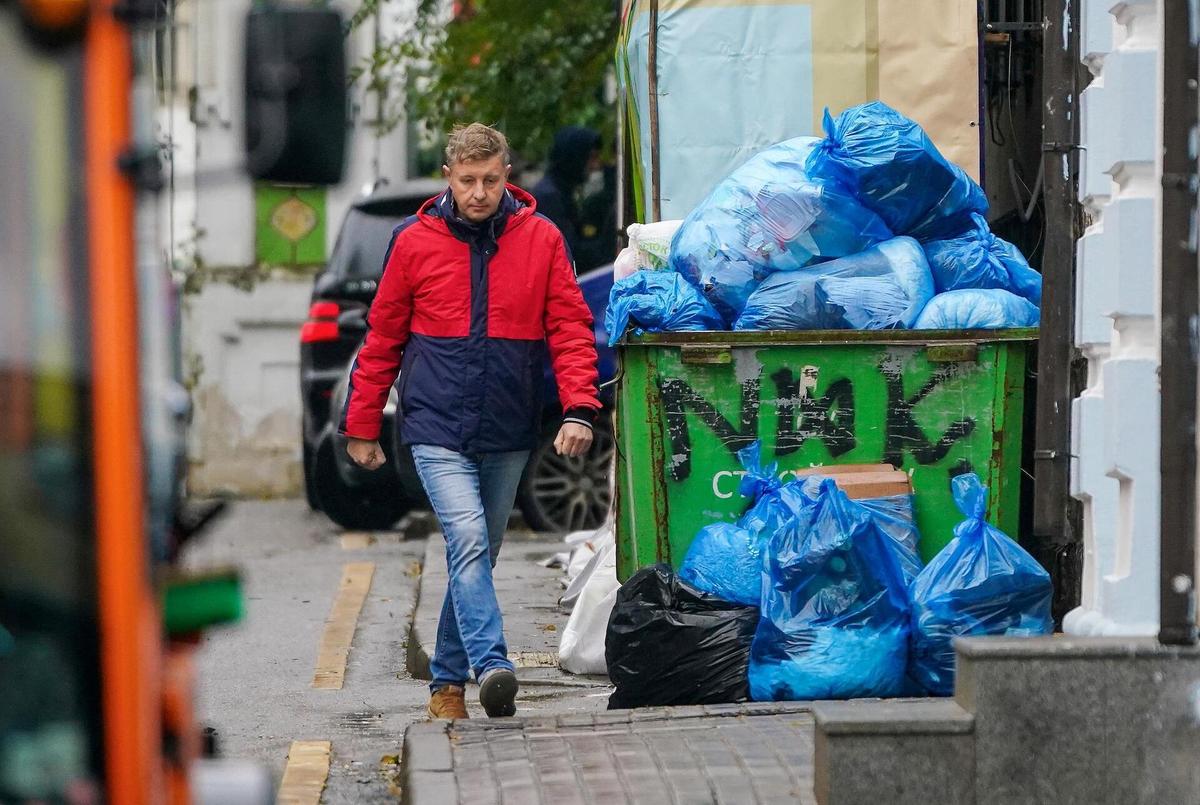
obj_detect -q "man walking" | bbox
[339,123,601,719]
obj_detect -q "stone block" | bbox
[812,700,975,805]
[955,636,1200,805]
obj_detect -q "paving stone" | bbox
[401,703,819,804]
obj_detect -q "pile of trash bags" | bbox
[601,443,1053,708]
[609,101,1042,336]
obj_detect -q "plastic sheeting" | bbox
[914,289,1040,330]
[558,543,618,675]
[923,214,1042,304]
[749,479,913,701]
[617,0,983,221]
[806,101,988,240]
[605,270,724,346]
[606,564,760,708]
[909,474,1053,696]
[670,136,892,325]
[733,237,934,330]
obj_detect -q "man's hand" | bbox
[346,438,387,470]
[554,423,593,458]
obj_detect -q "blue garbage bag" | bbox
[748,479,912,701]
[806,102,988,239]
[670,136,892,325]
[924,214,1042,304]
[679,523,763,607]
[605,271,725,346]
[733,237,935,330]
[909,474,1053,696]
[914,289,1039,330]
[679,443,793,605]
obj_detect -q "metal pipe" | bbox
[1031,0,1083,623]
[1158,0,1199,646]
[647,0,661,222]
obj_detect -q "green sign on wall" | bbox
[255,185,326,266]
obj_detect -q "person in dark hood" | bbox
[531,126,602,262]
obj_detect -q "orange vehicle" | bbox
[0,1,345,802]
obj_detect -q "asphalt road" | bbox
[184,501,432,803]
[182,500,605,803]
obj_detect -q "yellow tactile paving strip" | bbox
[312,562,375,690]
[276,740,332,805]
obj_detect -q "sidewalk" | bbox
[403,703,817,805]
[403,530,820,804]
[406,531,612,708]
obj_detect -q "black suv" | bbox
[300,181,616,532]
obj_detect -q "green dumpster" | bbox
[613,328,1037,581]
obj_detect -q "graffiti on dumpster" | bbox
[660,377,760,481]
[772,367,856,458]
[659,358,978,483]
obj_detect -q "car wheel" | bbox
[302,438,321,512]
[518,422,613,533]
[312,439,407,531]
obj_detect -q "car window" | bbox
[327,209,405,279]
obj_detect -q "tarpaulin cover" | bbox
[909,473,1053,696]
[914,288,1040,330]
[617,0,983,221]
[606,564,760,708]
[923,214,1042,304]
[670,136,892,324]
[733,236,934,330]
[749,479,913,701]
[806,101,988,239]
[605,270,724,346]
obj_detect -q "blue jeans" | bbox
[410,444,530,690]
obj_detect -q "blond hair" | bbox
[444,123,510,166]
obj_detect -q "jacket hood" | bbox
[546,127,601,188]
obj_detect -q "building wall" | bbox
[164,0,416,496]
[1065,0,1161,635]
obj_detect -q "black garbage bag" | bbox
[606,564,760,709]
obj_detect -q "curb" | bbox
[400,720,458,805]
[406,537,441,681]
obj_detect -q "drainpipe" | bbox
[647,0,661,222]
[1032,0,1084,623]
[1158,0,1199,646]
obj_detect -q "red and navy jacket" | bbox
[339,184,601,453]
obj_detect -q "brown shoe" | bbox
[427,685,469,720]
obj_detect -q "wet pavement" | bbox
[403,703,817,805]
[184,501,609,802]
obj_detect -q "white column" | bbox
[1064,0,1161,636]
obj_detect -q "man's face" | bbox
[443,155,510,223]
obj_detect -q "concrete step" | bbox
[954,635,1200,805]
[812,698,975,805]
